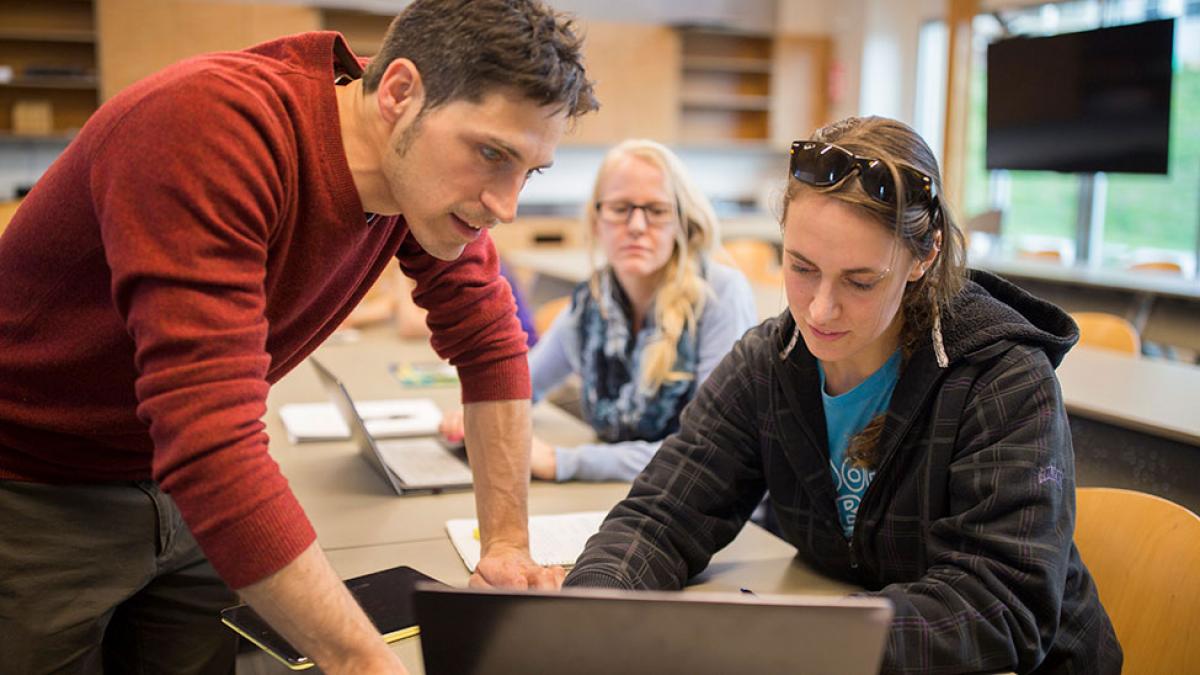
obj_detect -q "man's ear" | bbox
[375,58,424,126]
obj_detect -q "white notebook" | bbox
[446,511,608,572]
[279,398,442,443]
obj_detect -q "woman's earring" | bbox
[779,322,802,360]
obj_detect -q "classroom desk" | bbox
[1056,346,1200,446]
[240,330,858,674]
[973,256,1200,354]
[266,334,624,550]
[239,524,857,675]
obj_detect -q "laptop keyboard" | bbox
[377,439,473,488]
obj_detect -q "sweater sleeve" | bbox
[395,233,531,404]
[696,264,758,387]
[564,327,769,589]
[91,76,313,589]
[867,346,1083,674]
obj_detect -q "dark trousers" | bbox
[0,480,237,674]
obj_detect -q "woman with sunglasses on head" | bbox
[440,139,757,481]
[565,117,1121,673]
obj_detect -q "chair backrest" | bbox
[722,239,780,286]
[1070,311,1141,355]
[1074,487,1200,675]
[1016,248,1064,263]
[534,296,572,337]
[1129,260,1183,275]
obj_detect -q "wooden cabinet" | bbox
[96,0,321,100]
[679,28,831,147]
[0,0,99,138]
[563,21,680,146]
[322,8,390,57]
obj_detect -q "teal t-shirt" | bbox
[818,350,902,539]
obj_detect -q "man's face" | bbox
[380,91,568,260]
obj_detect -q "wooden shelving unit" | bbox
[677,27,832,147]
[678,29,774,144]
[322,9,391,57]
[0,0,98,136]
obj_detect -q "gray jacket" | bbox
[566,270,1122,674]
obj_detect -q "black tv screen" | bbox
[986,19,1174,174]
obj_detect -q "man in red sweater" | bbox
[0,1,596,673]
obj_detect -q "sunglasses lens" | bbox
[792,144,854,186]
[859,161,894,203]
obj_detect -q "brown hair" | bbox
[781,116,967,468]
[361,0,598,120]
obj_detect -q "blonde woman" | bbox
[442,139,756,481]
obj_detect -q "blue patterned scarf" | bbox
[574,270,699,443]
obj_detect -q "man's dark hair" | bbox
[361,0,598,119]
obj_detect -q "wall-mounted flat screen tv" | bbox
[986,19,1174,174]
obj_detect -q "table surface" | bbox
[240,331,857,674]
[973,256,1200,300]
[1056,346,1200,446]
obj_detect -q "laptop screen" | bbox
[308,357,398,486]
[414,585,892,675]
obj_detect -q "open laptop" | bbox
[413,585,893,675]
[308,358,473,495]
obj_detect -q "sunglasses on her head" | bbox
[789,141,942,228]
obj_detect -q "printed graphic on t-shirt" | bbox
[831,456,875,538]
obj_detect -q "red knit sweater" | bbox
[0,33,531,588]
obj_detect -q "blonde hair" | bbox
[586,139,721,392]
[781,117,968,468]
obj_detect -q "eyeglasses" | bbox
[789,141,941,227]
[595,200,677,228]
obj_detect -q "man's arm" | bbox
[463,398,563,589]
[238,542,406,674]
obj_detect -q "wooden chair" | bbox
[722,239,781,286]
[1074,487,1200,674]
[1129,260,1183,275]
[1071,311,1141,356]
[1016,248,1064,263]
[534,296,571,337]
[0,199,21,237]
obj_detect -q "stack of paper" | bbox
[279,398,442,443]
[446,511,609,571]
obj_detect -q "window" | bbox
[927,0,1200,275]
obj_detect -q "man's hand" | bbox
[470,541,565,590]
[238,542,408,674]
[530,436,557,481]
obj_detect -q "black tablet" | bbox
[221,565,443,670]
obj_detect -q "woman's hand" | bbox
[530,436,557,481]
[438,408,465,444]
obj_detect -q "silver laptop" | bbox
[413,585,893,675]
[308,358,473,495]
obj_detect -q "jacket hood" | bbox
[771,269,1079,369]
[941,269,1078,367]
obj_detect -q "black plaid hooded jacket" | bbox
[565,270,1122,674]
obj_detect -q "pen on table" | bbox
[739,587,756,596]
